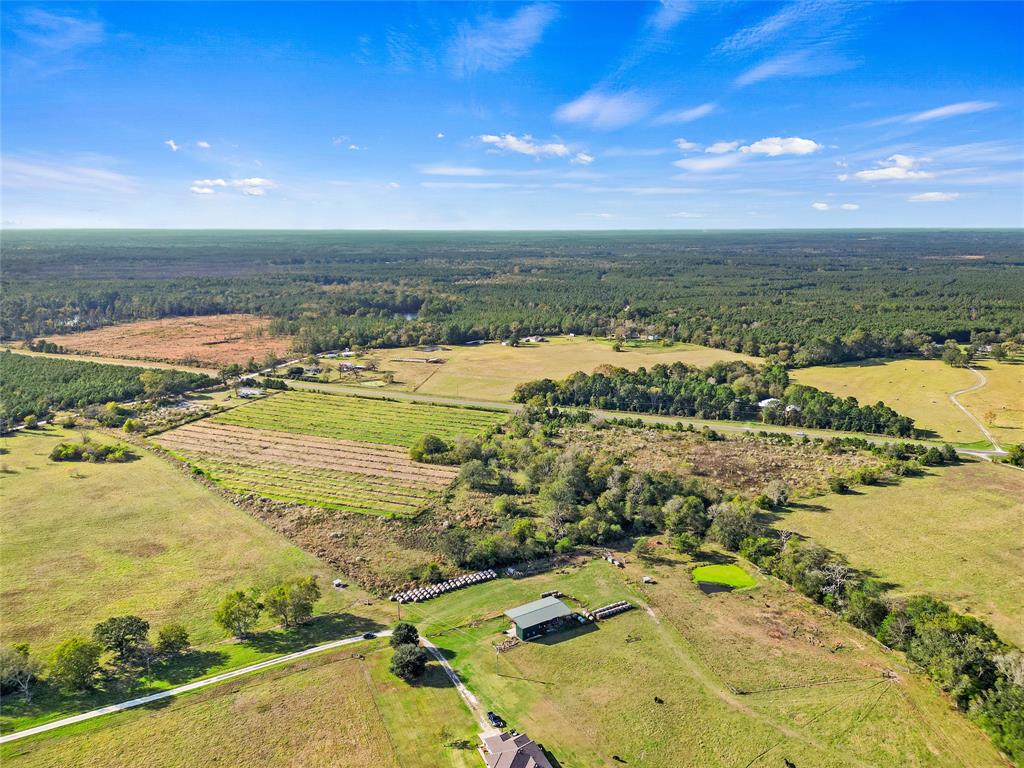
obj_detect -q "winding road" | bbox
[949,366,1002,452]
[0,630,392,745]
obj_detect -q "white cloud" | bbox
[654,102,716,125]
[480,134,569,158]
[840,203,860,210]
[2,156,136,193]
[190,177,277,196]
[164,139,179,152]
[909,191,960,202]
[674,138,700,152]
[436,132,445,139]
[572,152,594,165]
[837,173,850,181]
[332,135,350,146]
[812,201,859,211]
[669,211,704,218]
[348,144,365,151]
[554,89,654,130]
[387,181,401,189]
[740,137,822,156]
[908,101,998,123]
[705,141,740,154]
[811,202,830,210]
[673,154,744,172]
[448,4,557,77]
[420,181,520,190]
[852,154,933,181]
[603,146,672,158]
[196,140,211,149]
[14,9,105,53]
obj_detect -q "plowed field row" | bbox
[210,391,504,446]
[157,423,457,485]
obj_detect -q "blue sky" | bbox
[2,1,1022,229]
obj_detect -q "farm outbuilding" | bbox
[505,596,573,641]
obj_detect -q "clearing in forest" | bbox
[42,314,293,367]
[776,460,1024,646]
[361,336,756,401]
[210,390,506,446]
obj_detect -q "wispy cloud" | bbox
[849,154,933,181]
[673,154,744,173]
[909,191,959,202]
[653,102,717,125]
[811,201,859,211]
[417,164,548,177]
[572,152,594,165]
[13,8,105,52]
[734,47,854,87]
[871,100,1000,126]
[674,138,700,151]
[647,0,694,34]
[669,211,704,218]
[196,140,211,149]
[720,2,828,53]
[191,177,277,196]
[448,4,557,77]
[554,89,655,130]
[164,139,180,152]
[705,141,740,155]
[603,146,673,158]
[480,134,569,158]
[2,156,136,193]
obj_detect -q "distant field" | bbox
[2,347,217,377]
[211,390,506,446]
[0,427,356,653]
[156,421,457,516]
[1,646,479,768]
[792,357,1023,445]
[776,461,1024,646]
[41,314,293,367]
[366,336,755,402]
[403,557,1003,767]
[957,360,1024,447]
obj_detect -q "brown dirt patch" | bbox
[44,314,293,366]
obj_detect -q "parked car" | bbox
[362,632,376,640]
[486,711,506,728]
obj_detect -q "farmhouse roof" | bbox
[481,732,553,768]
[505,597,572,629]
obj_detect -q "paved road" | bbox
[949,367,1002,453]
[0,630,392,745]
[283,379,1007,458]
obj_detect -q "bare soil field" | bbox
[42,315,293,367]
[565,424,885,497]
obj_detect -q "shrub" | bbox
[215,590,262,637]
[155,624,190,656]
[93,615,150,664]
[409,433,450,462]
[827,475,850,494]
[671,532,701,556]
[264,576,321,627]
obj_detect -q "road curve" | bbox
[0,629,392,745]
[948,367,1001,453]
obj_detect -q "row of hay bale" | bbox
[389,569,498,603]
[603,553,625,568]
[593,600,633,620]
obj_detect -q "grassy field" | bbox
[776,460,1024,646]
[398,557,1003,767]
[0,427,363,654]
[792,357,1023,445]
[957,360,1024,447]
[364,336,755,402]
[691,563,757,589]
[211,390,506,446]
[2,643,479,768]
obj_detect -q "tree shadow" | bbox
[693,550,737,566]
[153,649,231,685]
[409,661,463,689]
[241,613,386,654]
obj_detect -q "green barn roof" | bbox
[505,596,572,628]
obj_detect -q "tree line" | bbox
[512,360,917,437]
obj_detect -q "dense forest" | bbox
[0,352,215,425]
[512,360,918,436]
[2,230,1022,367]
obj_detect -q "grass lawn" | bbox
[692,563,757,589]
[400,557,1003,767]
[792,357,995,444]
[368,336,755,402]
[775,460,1024,646]
[1,643,479,768]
